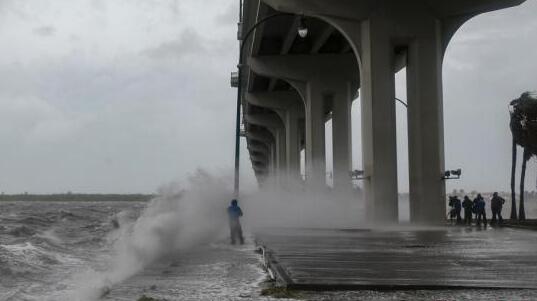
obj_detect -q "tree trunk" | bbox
[510,139,518,220]
[519,148,528,221]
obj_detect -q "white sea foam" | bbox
[37,228,63,245]
[1,241,39,253]
[65,170,231,301]
[1,242,45,267]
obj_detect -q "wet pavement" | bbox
[255,226,537,290]
[105,238,277,301]
[100,226,537,301]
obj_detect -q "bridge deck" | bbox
[255,226,537,290]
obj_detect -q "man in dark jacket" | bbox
[227,199,244,245]
[472,196,480,221]
[448,196,462,224]
[462,196,473,225]
[474,194,487,226]
[490,192,505,225]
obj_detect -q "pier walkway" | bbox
[255,226,537,290]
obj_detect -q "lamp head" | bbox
[298,17,308,38]
[451,169,462,177]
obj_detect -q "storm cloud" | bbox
[33,25,55,36]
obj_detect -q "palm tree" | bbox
[510,137,517,219]
[509,92,537,221]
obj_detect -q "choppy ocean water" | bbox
[0,201,146,300]
[0,175,273,301]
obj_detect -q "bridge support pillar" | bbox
[269,143,276,182]
[359,18,399,223]
[331,83,353,196]
[406,23,446,224]
[304,82,327,189]
[282,106,302,186]
[276,128,287,182]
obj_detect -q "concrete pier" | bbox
[255,227,537,290]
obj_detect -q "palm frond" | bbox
[510,91,537,153]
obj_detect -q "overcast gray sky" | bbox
[0,0,535,194]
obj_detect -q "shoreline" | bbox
[0,194,154,202]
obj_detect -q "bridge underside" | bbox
[239,0,526,224]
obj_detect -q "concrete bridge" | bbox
[236,0,526,224]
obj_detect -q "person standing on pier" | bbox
[490,192,505,225]
[472,196,480,221]
[475,194,487,226]
[462,196,473,225]
[448,196,462,224]
[227,199,244,245]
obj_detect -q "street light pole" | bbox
[233,12,299,198]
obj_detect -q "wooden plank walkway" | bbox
[255,226,537,290]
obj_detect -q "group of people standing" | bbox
[448,192,506,226]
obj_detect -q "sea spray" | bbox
[242,184,365,229]
[69,170,231,300]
